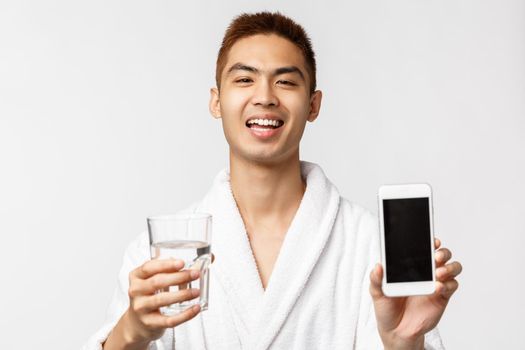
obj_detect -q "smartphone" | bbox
[378,183,436,297]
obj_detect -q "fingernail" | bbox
[192,305,201,312]
[190,270,200,278]
[192,289,201,297]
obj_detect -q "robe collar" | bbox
[197,161,341,350]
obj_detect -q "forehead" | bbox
[224,34,306,74]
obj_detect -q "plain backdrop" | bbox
[1,1,524,349]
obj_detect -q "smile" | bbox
[245,118,284,129]
[245,117,285,140]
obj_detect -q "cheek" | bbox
[286,97,311,123]
[283,97,310,140]
[219,90,248,116]
[219,92,248,137]
[282,92,310,112]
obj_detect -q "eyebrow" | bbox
[226,62,305,81]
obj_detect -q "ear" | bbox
[307,90,322,122]
[209,87,221,119]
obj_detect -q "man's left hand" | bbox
[369,238,462,350]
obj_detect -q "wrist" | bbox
[382,332,424,350]
[103,310,151,350]
[121,311,152,348]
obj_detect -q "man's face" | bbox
[209,34,322,166]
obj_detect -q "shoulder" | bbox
[337,197,378,234]
[330,198,382,284]
[334,197,380,261]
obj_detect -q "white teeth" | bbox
[247,119,282,127]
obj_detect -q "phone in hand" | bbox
[378,183,436,297]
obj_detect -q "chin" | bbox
[233,148,297,167]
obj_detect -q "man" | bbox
[84,11,462,350]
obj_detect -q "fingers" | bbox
[138,304,202,329]
[164,304,202,328]
[434,237,441,249]
[134,289,201,314]
[124,258,206,342]
[130,269,201,296]
[435,248,452,267]
[433,239,462,282]
[132,259,185,280]
[146,270,200,294]
[369,263,385,299]
[435,279,459,299]
[436,261,463,281]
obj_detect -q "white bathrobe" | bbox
[83,161,445,350]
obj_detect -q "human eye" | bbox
[234,77,253,84]
[277,79,297,86]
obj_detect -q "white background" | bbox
[1,1,524,349]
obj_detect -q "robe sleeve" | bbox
[354,211,446,350]
[81,232,160,350]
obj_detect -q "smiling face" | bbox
[209,34,322,166]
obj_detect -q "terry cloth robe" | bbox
[83,161,445,350]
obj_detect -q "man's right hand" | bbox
[103,258,202,350]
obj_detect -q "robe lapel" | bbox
[249,162,341,350]
[197,161,340,350]
[197,169,265,347]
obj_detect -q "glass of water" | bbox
[147,212,212,315]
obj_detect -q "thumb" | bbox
[369,263,385,300]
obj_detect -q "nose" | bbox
[251,80,279,107]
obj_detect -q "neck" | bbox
[229,151,306,232]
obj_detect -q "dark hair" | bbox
[216,11,317,94]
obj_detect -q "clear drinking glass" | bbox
[147,212,212,315]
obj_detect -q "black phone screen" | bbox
[383,197,433,283]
